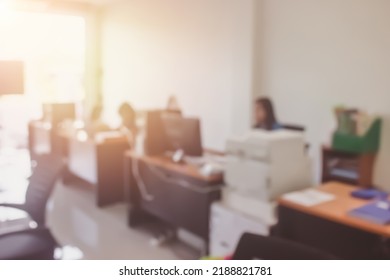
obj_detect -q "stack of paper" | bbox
[282,189,335,207]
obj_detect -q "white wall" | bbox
[259,0,390,187]
[101,0,390,187]
[101,0,255,150]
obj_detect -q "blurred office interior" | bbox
[0,0,389,260]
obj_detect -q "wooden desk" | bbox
[28,103,75,162]
[28,120,130,209]
[65,133,129,207]
[124,151,224,250]
[279,182,390,237]
[277,182,390,259]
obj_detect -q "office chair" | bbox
[0,227,58,260]
[279,124,311,151]
[0,227,57,260]
[0,154,64,227]
[232,233,336,260]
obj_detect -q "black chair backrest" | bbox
[24,155,64,225]
[280,124,310,151]
[232,233,335,260]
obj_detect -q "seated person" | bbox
[253,97,282,130]
[85,105,110,135]
[166,95,182,115]
[118,102,138,146]
[118,102,137,146]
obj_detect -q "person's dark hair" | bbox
[118,102,136,133]
[255,97,278,130]
[118,102,135,118]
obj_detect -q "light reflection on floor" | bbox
[48,182,180,260]
[0,149,197,260]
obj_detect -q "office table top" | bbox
[60,130,128,144]
[278,182,390,238]
[126,151,224,184]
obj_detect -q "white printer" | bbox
[209,129,312,256]
[224,129,312,202]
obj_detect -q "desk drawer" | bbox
[138,161,221,239]
[277,205,387,259]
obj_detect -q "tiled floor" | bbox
[0,149,199,260]
[47,181,179,260]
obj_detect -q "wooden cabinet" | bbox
[321,146,376,187]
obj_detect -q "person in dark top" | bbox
[90,105,103,122]
[86,105,110,134]
[166,95,182,115]
[253,97,282,130]
[118,102,137,142]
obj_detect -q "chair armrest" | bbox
[0,226,54,240]
[0,203,26,212]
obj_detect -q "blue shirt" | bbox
[254,122,282,131]
[272,123,283,130]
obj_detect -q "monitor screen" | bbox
[162,114,203,157]
[0,60,24,95]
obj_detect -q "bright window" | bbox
[0,10,86,147]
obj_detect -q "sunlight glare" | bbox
[0,0,11,16]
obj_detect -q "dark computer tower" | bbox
[144,110,169,156]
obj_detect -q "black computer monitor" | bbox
[144,110,203,157]
[161,114,203,157]
[144,110,169,156]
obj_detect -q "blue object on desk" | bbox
[348,200,390,225]
[351,189,388,200]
